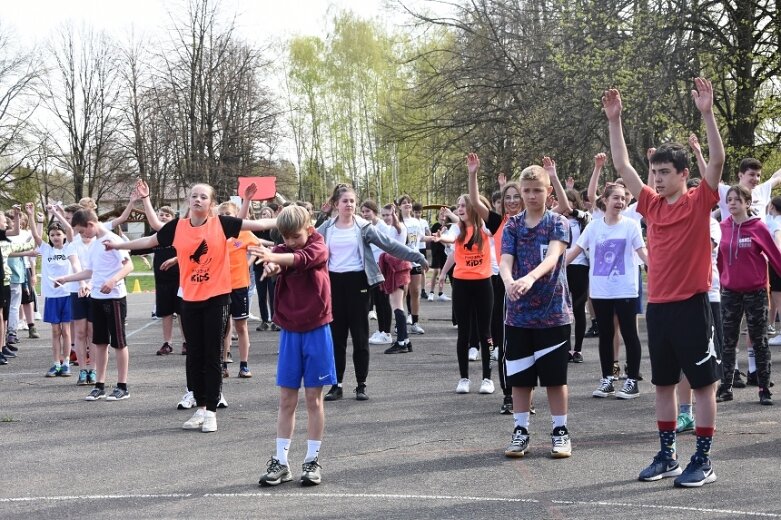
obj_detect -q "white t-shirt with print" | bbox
[576,216,645,299]
[82,231,131,300]
[38,243,76,298]
[403,217,426,266]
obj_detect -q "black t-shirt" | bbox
[0,229,6,284]
[132,233,180,284]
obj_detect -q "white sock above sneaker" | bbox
[552,415,567,428]
[276,438,291,466]
[305,439,321,463]
[513,412,530,430]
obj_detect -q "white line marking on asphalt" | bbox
[2,492,778,517]
[127,320,158,338]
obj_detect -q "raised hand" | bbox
[243,182,258,200]
[688,134,701,154]
[691,77,714,114]
[498,172,507,189]
[136,178,150,198]
[542,156,557,178]
[594,152,607,168]
[566,177,575,190]
[24,202,35,216]
[646,148,656,162]
[602,89,623,122]
[466,153,480,176]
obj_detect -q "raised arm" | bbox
[544,156,572,215]
[135,179,165,231]
[48,204,74,242]
[602,89,643,198]
[692,78,725,189]
[646,147,657,187]
[768,167,781,189]
[467,153,490,221]
[688,134,707,176]
[238,183,257,219]
[24,203,42,247]
[587,153,606,206]
[108,189,140,230]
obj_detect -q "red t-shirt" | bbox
[637,182,719,303]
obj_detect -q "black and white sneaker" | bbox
[504,426,530,458]
[259,458,293,487]
[300,458,322,486]
[106,387,129,401]
[616,378,640,399]
[592,378,615,398]
[84,387,106,401]
[550,426,572,458]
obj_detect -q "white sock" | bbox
[552,415,567,428]
[276,438,291,466]
[748,347,757,373]
[513,412,530,430]
[305,440,321,462]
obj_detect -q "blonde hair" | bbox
[217,201,238,214]
[158,206,175,217]
[277,205,311,237]
[79,197,98,210]
[519,165,550,184]
[191,183,217,204]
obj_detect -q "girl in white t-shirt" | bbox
[26,204,82,378]
[566,184,648,400]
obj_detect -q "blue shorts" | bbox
[277,324,337,389]
[70,293,93,322]
[44,296,72,324]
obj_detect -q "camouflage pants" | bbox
[720,288,772,388]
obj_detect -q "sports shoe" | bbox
[673,455,716,487]
[769,324,776,334]
[550,426,572,458]
[732,369,746,388]
[500,395,513,414]
[77,369,89,386]
[456,378,471,394]
[217,393,228,408]
[324,385,343,401]
[259,458,293,487]
[156,343,173,355]
[17,322,28,330]
[468,347,479,361]
[759,387,774,405]
[638,452,682,481]
[59,364,72,377]
[225,351,233,363]
[616,378,639,399]
[592,378,615,398]
[504,426,530,458]
[409,323,425,334]
[270,322,281,331]
[611,361,620,381]
[437,293,451,302]
[239,366,253,378]
[181,342,188,355]
[301,458,322,486]
[0,353,7,365]
[6,333,19,345]
[201,410,217,432]
[247,313,261,322]
[2,346,17,358]
[369,331,393,345]
[256,321,270,332]
[490,347,498,361]
[676,413,695,433]
[222,366,229,378]
[716,383,733,402]
[584,322,599,338]
[6,343,18,352]
[355,384,369,401]
[84,387,106,401]
[106,387,129,401]
[151,311,157,319]
[571,351,583,363]
[183,408,206,429]
[177,390,196,409]
[427,293,435,302]
[46,364,60,378]
[28,326,40,339]
[35,311,42,321]
[406,314,413,324]
[87,370,97,384]
[384,341,411,354]
[421,289,428,300]
[479,378,495,394]
[769,335,781,346]
[368,310,377,320]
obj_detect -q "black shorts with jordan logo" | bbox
[504,324,570,388]
[646,292,719,389]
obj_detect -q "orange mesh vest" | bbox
[173,217,231,302]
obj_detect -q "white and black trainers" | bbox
[550,426,572,458]
[504,426,530,458]
[616,378,640,399]
[592,378,615,398]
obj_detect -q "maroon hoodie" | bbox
[271,232,332,332]
[717,216,781,292]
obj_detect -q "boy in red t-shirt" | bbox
[604,77,724,488]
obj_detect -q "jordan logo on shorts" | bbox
[695,326,720,366]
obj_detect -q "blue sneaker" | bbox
[674,455,717,487]
[77,369,89,385]
[638,452,682,481]
[59,364,72,377]
[46,364,61,378]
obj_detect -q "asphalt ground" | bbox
[1,291,780,519]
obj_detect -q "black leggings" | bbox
[372,285,392,334]
[254,269,275,322]
[329,271,371,384]
[181,299,230,412]
[491,275,510,396]
[566,264,589,352]
[453,277,493,380]
[592,298,642,380]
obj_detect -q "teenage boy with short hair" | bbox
[603,77,724,487]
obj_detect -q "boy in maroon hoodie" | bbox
[251,205,335,488]
[717,184,781,405]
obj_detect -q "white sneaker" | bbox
[177,390,196,409]
[437,294,451,302]
[201,410,217,432]
[409,323,425,334]
[35,311,42,321]
[770,335,781,346]
[368,310,377,320]
[456,378,471,394]
[479,378,495,394]
[427,293,435,302]
[468,347,479,361]
[217,393,228,408]
[183,408,206,429]
[490,348,499,361]
[369,331,392,345]
[247,313,261,322]
[406,314,413,325]
[17,322,28,331]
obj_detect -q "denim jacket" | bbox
[317,216,428,287]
